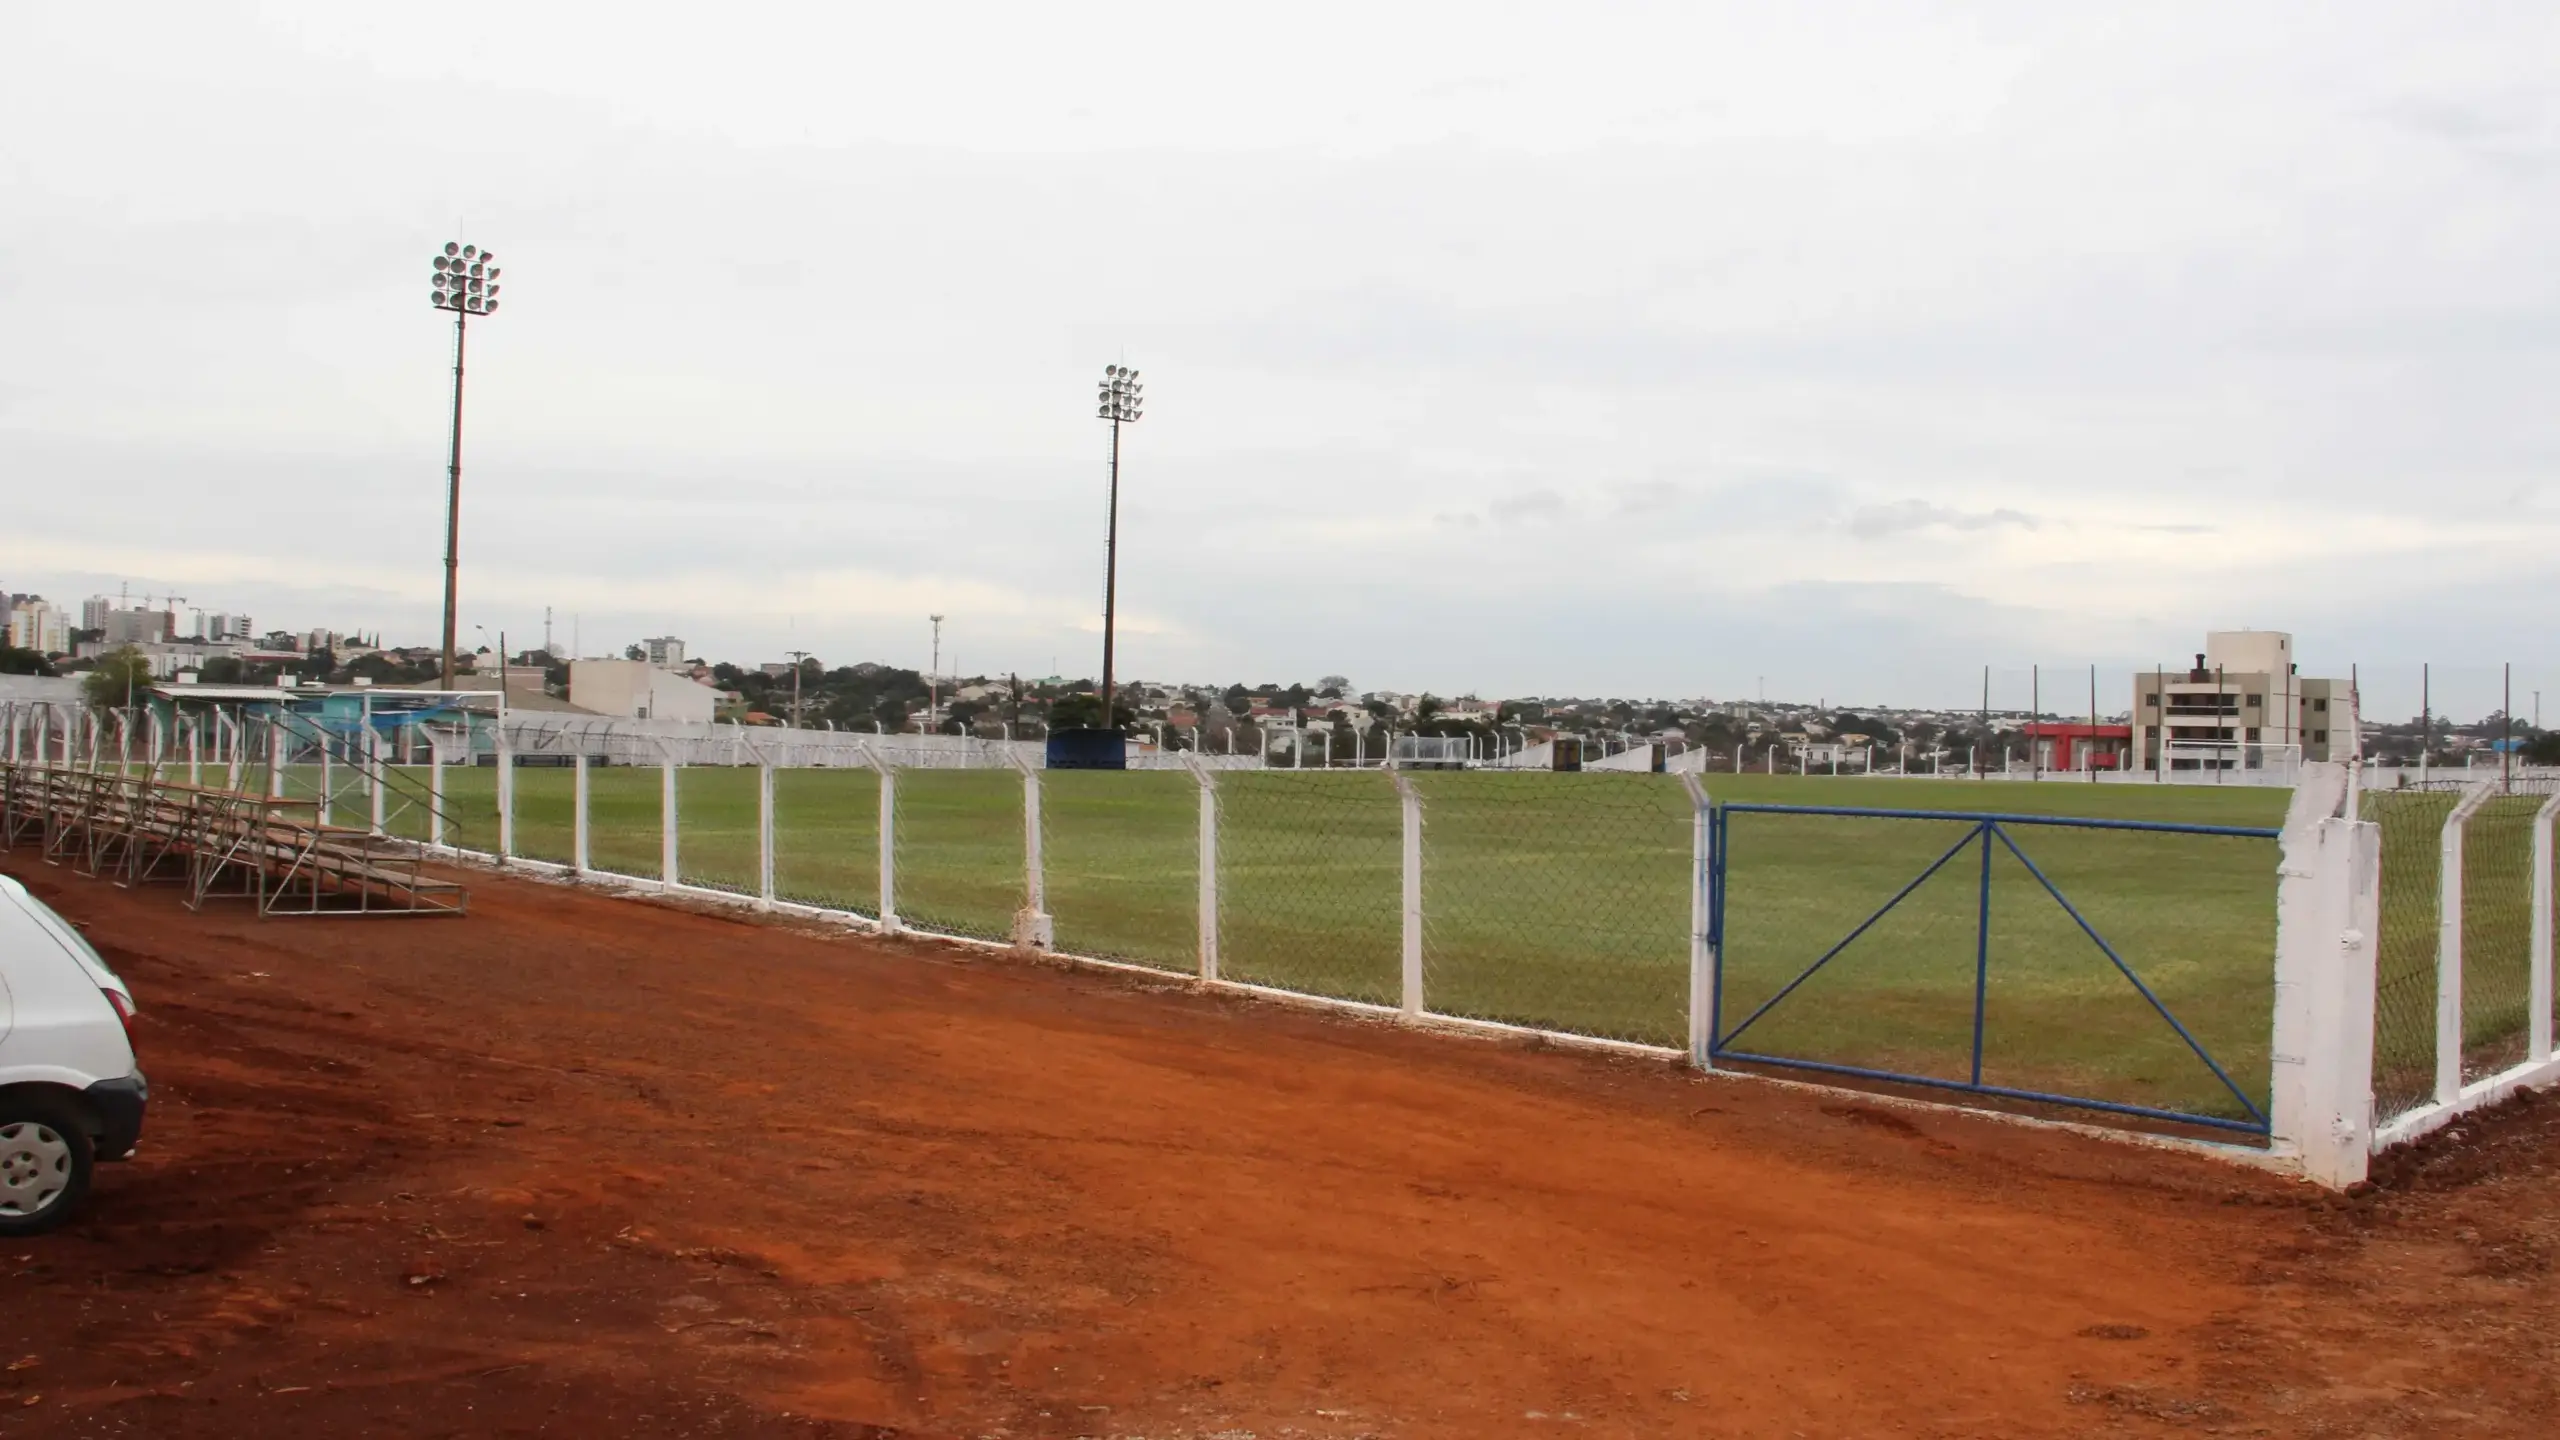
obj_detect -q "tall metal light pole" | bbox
[430,241,503,689]
[1095,365,1143,731]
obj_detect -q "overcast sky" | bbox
[5,3,2555,719]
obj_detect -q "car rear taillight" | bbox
[102,988,137,1045]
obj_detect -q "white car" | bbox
[0,875,147,1235]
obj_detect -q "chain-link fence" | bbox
[122,701,2536,1162]
[511,764,577,868]
[2463,793,2544,1082]
[1042,769,1195,971]
[585,763,664,883]
[773,766,880,918]
[1415,773,1692,1047]
[1215,772,1401,1005]
[677,766,760,896]
[2365,784,2462,1125]
[2357,776,2560,1134]
[893,768,1022,942]
[1717,809,1990,1081]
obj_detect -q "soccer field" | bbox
[382,765,2292,1126]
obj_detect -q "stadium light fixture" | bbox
[1094,365,1142,730]
[428,241,506,689]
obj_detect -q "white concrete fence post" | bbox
[661,755,679,890]
[1680,771,1716,1070]
[757,762,776,912]
[428,739,446,847]
[1010,754,1053,950]
[1192,757,1220,982]
[1394,768,1423,1018]
[368,724,386,835]
[2435,783,2495,1106]
[873,750,900,935]
[572,753,591,873]
[2269,763,2380,1188]
[2531,791,2559,1066]
[496,724,516,862]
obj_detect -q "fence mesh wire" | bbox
[1217,772,1400,1005]
[586,763,665,882]
[1717,809,2277,1125]
[1042,769,1196,971]
[773,766,880,917]
[1718,810,1991,1084]
[510,765,577,867]
[2365,784,2460,1124]
[677,766,761,895]
[2462,793,2544,1082]
[1980,825,2275,1124]
[1415,774,1691,1047]
[893,768,1022,942]
[432,757,501,853]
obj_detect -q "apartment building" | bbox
[2130,631,2349,772]
[8,598,69,656]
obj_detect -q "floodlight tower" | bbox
[1095,365,1143,731]
[429,241,504,689]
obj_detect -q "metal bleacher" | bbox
[0,760,468,918]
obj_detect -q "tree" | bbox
[82,646,155,707]
[1048,694,1134,730]
[2525,732,2560,766]
[0,645,54,677]
[199,656,246,684]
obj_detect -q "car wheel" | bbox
[0,1097,94,1237]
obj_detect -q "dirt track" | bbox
[2,858,2555,1438]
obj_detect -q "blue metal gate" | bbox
[1708,804,2282,1137]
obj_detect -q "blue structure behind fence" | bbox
[1708,804,2283,1137]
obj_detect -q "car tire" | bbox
[0,1095,95,1237]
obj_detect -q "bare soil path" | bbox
[2,858,2553,1438]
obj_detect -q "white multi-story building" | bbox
[641,636,687,667]
[2130,631,2349,773]
[9,599,69,656]
[79,596,113,633]
[198,612,253,642]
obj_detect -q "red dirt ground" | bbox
[2,859,2556,1438]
